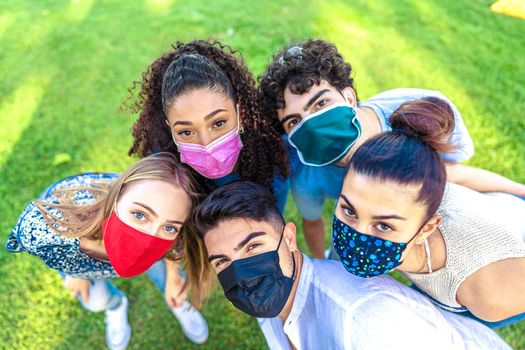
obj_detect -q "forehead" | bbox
[118,179,190,216]
[341,172,426,218]
[167,88,235,119]
[203,217,279,253]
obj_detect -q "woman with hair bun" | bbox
[332,98,525,327]
[126,39,289,212]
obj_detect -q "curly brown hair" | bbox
[125,39,289,194]
[258,39,359,134]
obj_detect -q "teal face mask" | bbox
[288,102,361,166]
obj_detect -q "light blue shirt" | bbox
[290,88,475,220]
[258,255,511,350]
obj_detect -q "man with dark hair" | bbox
[191,181,510,350]
[258,39,525,259]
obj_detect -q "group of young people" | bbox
[6,38,525,349]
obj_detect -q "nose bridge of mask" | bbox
[218,250,280,291]
[288,103,360,167]
[219,228,287,288]
[288,101,350,139]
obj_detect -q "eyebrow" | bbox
[339,194,357,213]
[133,202,157,217]
[339,195,406,221]
[304,89,330,111]
[208,253,228,263]
[207,231,266,263]
[171,109,228,128]
[132,202,184,225]
[234,231,266,252]
[280,89,330,126]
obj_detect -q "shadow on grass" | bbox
[0,0,318,349]
[311,0,525,181]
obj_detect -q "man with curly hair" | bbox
[259,39,525,259]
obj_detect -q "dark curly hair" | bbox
[125,39,289,194]
[259,39,358,134]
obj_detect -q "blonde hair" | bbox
[183,224,214,308]
[35,152,200,261]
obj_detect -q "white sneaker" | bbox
[105,295,132,350]
[171,300,208,344]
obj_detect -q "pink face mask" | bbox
[175,127,243,179]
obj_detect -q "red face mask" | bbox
[102,212,175,278]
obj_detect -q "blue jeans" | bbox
[59,259,173,312]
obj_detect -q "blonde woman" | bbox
[6,153,208,349]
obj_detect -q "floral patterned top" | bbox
[5,172,120,279]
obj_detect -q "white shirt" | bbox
[257,255,511,350]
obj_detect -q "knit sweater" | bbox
[403,183,525,311]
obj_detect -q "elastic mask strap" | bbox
[406,218,430,246]
[424,238,433,273]
[276,228,285,250]
[276,228,296,280]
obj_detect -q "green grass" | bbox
[0,0,523,348]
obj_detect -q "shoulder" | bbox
[362,88,450,103]
[5,201,76,254]
[40,172,120,199]
[309,258,408,308]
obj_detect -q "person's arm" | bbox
[445,162,525,196]
[290,180,327,258]
[63,275,90,302]
[164,259,188,308]
[345,294,510,350]
[302,217,325,259]
[345,295,445,350]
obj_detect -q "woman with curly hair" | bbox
[258,39,525,259]
[5,153,209,349]
[126,39,289,213]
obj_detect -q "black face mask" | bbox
[217,231,296,318]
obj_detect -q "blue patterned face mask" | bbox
[332,215,418,278]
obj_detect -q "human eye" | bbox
[314,98,329,111]
[375,223,393,233]
[177,129,194,137]
[246,242,262,253]
[342,206,357,219]
[215,258,229,268]
[131,211,146,221]
[164,225,179,235]
[212,119,227,129]
[287,118,299,131]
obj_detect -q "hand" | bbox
[63,276,90,303]
[165,274,188,308]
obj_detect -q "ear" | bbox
[341,87,357,107]
[283,222,298,252]
[415,215,442,244]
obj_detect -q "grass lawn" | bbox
[0,0,524,349]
